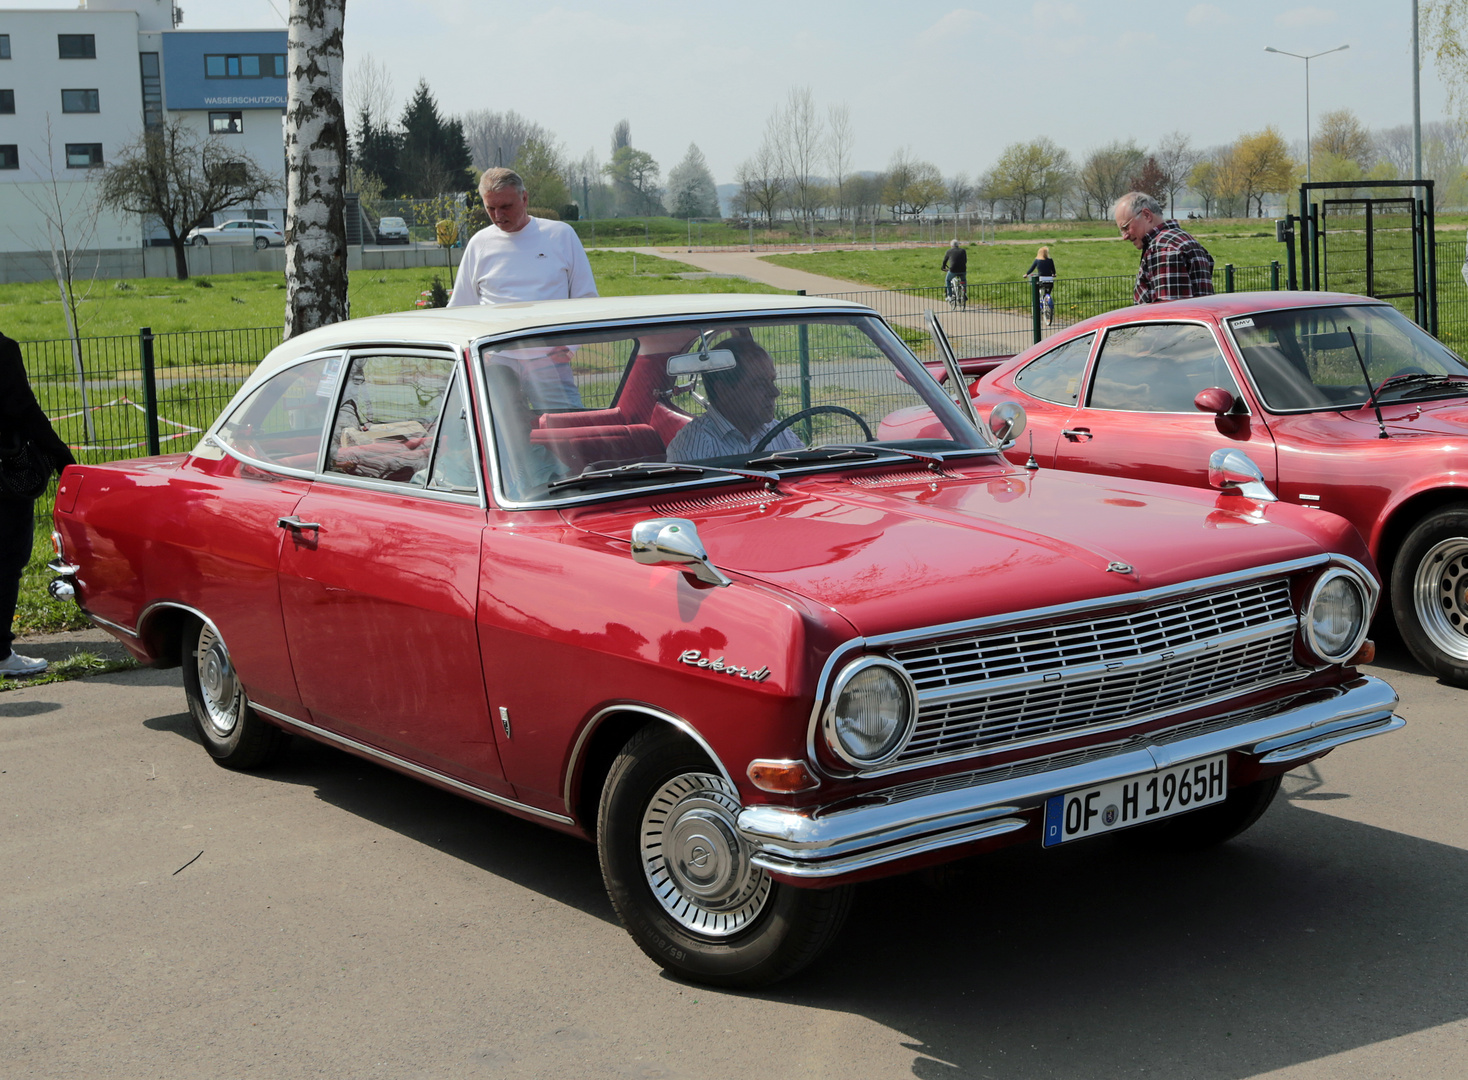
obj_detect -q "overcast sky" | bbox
[44,0,1457,182]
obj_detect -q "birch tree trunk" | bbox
[284,0,348,339]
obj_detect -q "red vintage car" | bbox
[49,294,1401,987]
[956,292,1468,687]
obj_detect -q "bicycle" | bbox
[1038,276,1055,326]
[947,275,967,311]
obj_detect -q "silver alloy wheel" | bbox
[640,772,771,937]
[194,624,242,737]
[1412,536,1468,661]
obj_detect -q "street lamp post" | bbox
[1264,44,1350,185]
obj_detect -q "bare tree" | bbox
[825,103,854,224]
[611,119,631,154]
[461,109,551,172]
[1154,131,1199,217]
[735,137,786,226]
[99,118,279,280]
[283,0,348,338]
[883,148,945,216]
[769,86,825,231]
[344,53,395,130]
[944,172,975,216]
[1076,140,1146,219]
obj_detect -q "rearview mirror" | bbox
[667,349,737,377]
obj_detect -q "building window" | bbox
[0,90,12,114]
[61,88,99,113]
[139,53,161,129]
[0,35,10,60]
[58,35,96,60]
[65,143,103,168]
[209,111,243,134]
[203,53,286,79]
[0,145,17,170]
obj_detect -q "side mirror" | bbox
[1194,387,1236,415]
[1208,448,1277,502]
[630,517,732,587]
[988,401,1027,446]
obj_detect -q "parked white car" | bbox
[186,220,285,249]
[376,216,411,244]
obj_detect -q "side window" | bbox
[1088,323,1237,412]
[215,355,337,469]
[426,374,479,494]
[326,353,457,486]
[1014,332,1094,405]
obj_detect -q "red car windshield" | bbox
[1228,304,1468,412]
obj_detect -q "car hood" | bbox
[565,468,1337,639]
[1332,398,1468,439]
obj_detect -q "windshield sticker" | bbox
[1233,318,1255,329]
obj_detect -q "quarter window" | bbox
[58,34,95,59]
[60,88,99,113]
[1088,323,1236,413]
[216,355,338,471]
[209,111,243,134]
[0,145,17,170]
[1014,332,1094,405]
[0,89,12,114]
[326,354,460,488]
[64,143,103,168]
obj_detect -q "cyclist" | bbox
[1024,245,1056,324]
[941,240,968,307]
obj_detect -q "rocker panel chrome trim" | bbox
[250,701,575,826]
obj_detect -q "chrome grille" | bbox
[887,579,1301,766]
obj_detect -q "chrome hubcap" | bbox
[195,625,241,737]
[1413,537,1468,662]
[641,772,770,937]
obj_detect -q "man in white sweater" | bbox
[450,168,598,408]
[448,167,597,307]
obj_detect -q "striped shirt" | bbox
[665,405,802,461]
[1135,221,1215,304]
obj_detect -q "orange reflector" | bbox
[747,759,820,793]
[1349,639,1376,666]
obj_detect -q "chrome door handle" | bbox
[1061,428,1093,441]
[277,516,321,531]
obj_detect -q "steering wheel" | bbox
[752,406,874,452]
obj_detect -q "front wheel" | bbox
[181,617,289,769]
[194,235,208,246]
[253,236,269,250]
[598,726,852,988]
[1391,504,1468,686]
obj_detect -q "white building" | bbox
[0,0,286,281]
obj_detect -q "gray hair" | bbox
[478,167,527,198]
[1113,192,1162,219]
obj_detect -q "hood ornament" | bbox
[1106,561,1134,574]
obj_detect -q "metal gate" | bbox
[1293,180,1436,334]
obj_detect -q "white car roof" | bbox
[238,293,873,392]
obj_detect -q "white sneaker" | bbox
[0,652,48,678]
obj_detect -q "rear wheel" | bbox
[1119,775,1281,853]
[253,236,269,250]
[597,725,851,988]
[1391,505,1468,686]
[181,617,288,769]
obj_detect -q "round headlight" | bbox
[822,658,917,768]
[1303,568,1369,664]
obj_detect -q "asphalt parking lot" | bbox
[2,639,1464,1079]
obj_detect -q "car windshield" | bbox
[1228,304,1468,412]
[477,312,992,504]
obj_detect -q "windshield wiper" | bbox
[746,446,882,467]
[546,461,778,492]
[1373,372,1468,398]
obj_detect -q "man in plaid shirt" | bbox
[1113,192,1215,303]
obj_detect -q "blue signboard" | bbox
[161,31,289,111]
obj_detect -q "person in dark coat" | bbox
[1,331,75,677]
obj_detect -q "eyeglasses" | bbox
[1117,216,1137,236]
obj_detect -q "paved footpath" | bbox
[3,638,1466,1079]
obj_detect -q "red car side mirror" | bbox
[1194,387,1236,415]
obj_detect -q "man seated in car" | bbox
[665,338,803,461]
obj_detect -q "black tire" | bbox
[1390,504,1468,687]
[1119,774,1281,853]
[195,235,208,246]
[253,237,269,250]
[597,725,852,988]
[181,617,288,770]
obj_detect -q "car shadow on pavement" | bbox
[141,710,617,926]
[782,800,1467,1078]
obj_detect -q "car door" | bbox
[1052,320,1277,489]
[992,331,1097,470]
[276,349,509,792]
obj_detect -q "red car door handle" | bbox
[277,516,321,531]
[1062,428,1093,441]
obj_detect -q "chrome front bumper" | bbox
[738,675,1402,880]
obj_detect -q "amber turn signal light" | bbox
[1349,639,1376,666]
[747,759,820,793]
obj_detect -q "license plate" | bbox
[1042,755,1228,847]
